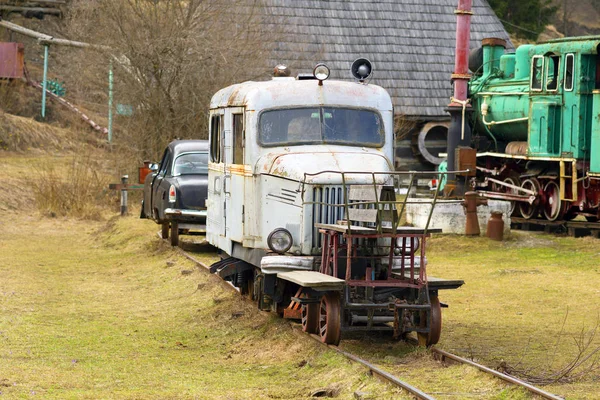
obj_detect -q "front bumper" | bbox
[260,255,315,274]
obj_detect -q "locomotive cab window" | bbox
[210,114,221,163]
[564,54,574,91]
[531,56,544,91]
[545,54,559,91]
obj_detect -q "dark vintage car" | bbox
[141,140,209,246]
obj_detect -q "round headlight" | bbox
[267,228,293,254]
[395,236,420,256]
[313,63,330,81]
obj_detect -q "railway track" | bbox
[168,234,565,400]
[511,217,600,238]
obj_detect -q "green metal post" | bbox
[41,45,49,119]
[108,62,114,143]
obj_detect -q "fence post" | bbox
[120,175,128,216]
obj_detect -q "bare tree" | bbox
[61,0,281,160]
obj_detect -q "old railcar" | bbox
[206,64,463,345]
[469,36,600,221]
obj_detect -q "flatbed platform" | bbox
[277,271,345,291]
[315,223,442,235]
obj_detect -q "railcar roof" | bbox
[210,78,393,112]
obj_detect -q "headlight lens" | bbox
[267,228,293,254]
[395,236,420,256]
[313,63,330,81]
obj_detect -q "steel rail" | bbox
[431,348,564,400]
[164,234,435,399]
[307,334,435,400]
[166,235,564,400]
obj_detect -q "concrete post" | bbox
[120,175,128,216]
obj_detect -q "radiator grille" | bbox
[312,186,345,249]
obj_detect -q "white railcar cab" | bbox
[206,63,463,345]
[207,65,394,261]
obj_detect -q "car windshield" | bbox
[259,107,384,147]
[172,152,208,176]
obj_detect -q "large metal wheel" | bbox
[500,175,521,216]
[301,302,320,334]
[519,178,541,219]
[161,222,169,239]
[170,222,179,246]
[418,295,442,347]
[318,292,341,345]
[542,181,565,221]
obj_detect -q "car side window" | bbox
[158,149,171,176]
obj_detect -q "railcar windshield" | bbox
[259,107,384,147]
[172,152,209,176]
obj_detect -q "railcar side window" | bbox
[545,54,559,91]
[531,56,544,91]
[232,113,244,165]
[259,107,384,147]
[210,115,221,163]
[564,54,574,91]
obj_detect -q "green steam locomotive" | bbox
[468,36,600,221]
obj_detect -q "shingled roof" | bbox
[261,0,512,119]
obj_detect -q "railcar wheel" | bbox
[161,222,169,239]
[418,295,441,347]
[519,178,541,219]
[301,302,320,334]
[170,222,179,246]
[319,292,341,345]
[501,175,521,216]
[542,181,565,221]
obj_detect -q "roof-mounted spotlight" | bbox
[313,63,330,85]
[351,58,373,83]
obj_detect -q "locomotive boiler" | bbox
[467,36,600,221]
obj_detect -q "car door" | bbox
[151,148,172,220]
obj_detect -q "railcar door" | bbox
[207,109,231,254]
[223,107,245,243]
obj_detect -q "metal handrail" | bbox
[300,169,469,234]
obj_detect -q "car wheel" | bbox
[170,222,179,246]
[161,222,169,239]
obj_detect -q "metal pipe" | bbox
[108,62,114,143]
[41,45,49,119]
[350,315,395,323]
[432,349,565,400]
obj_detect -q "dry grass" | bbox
[0,214,407,399]
[32,154,111,219]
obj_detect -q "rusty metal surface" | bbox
[0,42,24,79]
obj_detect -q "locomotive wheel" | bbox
[319,292,341,345]
[161,222,169,239]
[519,178,541,219]
[418,295,442,347]
[542,181,565,221]
[301,302,320,334]
[501,175,521,216]
[170,222,179,246]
